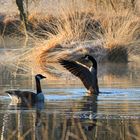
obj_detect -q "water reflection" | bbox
[71,95,98,132]
[0,93,98,140]
[1,101,44,140]
[34,94,98,140]
[0,91,140,140]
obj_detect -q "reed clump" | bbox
[0,0,140,74]
[34,4,140,70]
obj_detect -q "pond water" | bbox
[0,60,140,140]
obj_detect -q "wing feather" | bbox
[59,59,93,90]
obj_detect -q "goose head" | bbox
[35,74,46,80]
[83,55,97,69]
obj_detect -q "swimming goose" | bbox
[6,74,46,105]
[59,55,99,95]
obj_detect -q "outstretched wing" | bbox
[59,59,93,90]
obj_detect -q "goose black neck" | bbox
[88,56,97,69]
[35,78,42,94]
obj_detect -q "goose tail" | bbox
[5,90,13,95]
[5,90,21,98]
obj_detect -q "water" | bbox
[0,61,140,140]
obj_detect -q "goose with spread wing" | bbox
[59,55,99,95]
[6,74,46,105]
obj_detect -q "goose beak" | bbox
[42,76,46,79]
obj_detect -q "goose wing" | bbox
[59,59,93,90]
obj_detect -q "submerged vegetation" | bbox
[0,0,140,74]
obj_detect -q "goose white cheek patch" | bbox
[36,76,41,80]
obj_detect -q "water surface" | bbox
[0,61,140,140]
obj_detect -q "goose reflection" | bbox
[81,94,98,131]
[35,102,45,127]
[1,101,45,140]
[59,94,98,139]
[34,93,98,140]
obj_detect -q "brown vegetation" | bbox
[0,0,140,74]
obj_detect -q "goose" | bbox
[6,74,46,106]
[59,55,99,95]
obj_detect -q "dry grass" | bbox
[0,0,140,74]
[32,0,140,70]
